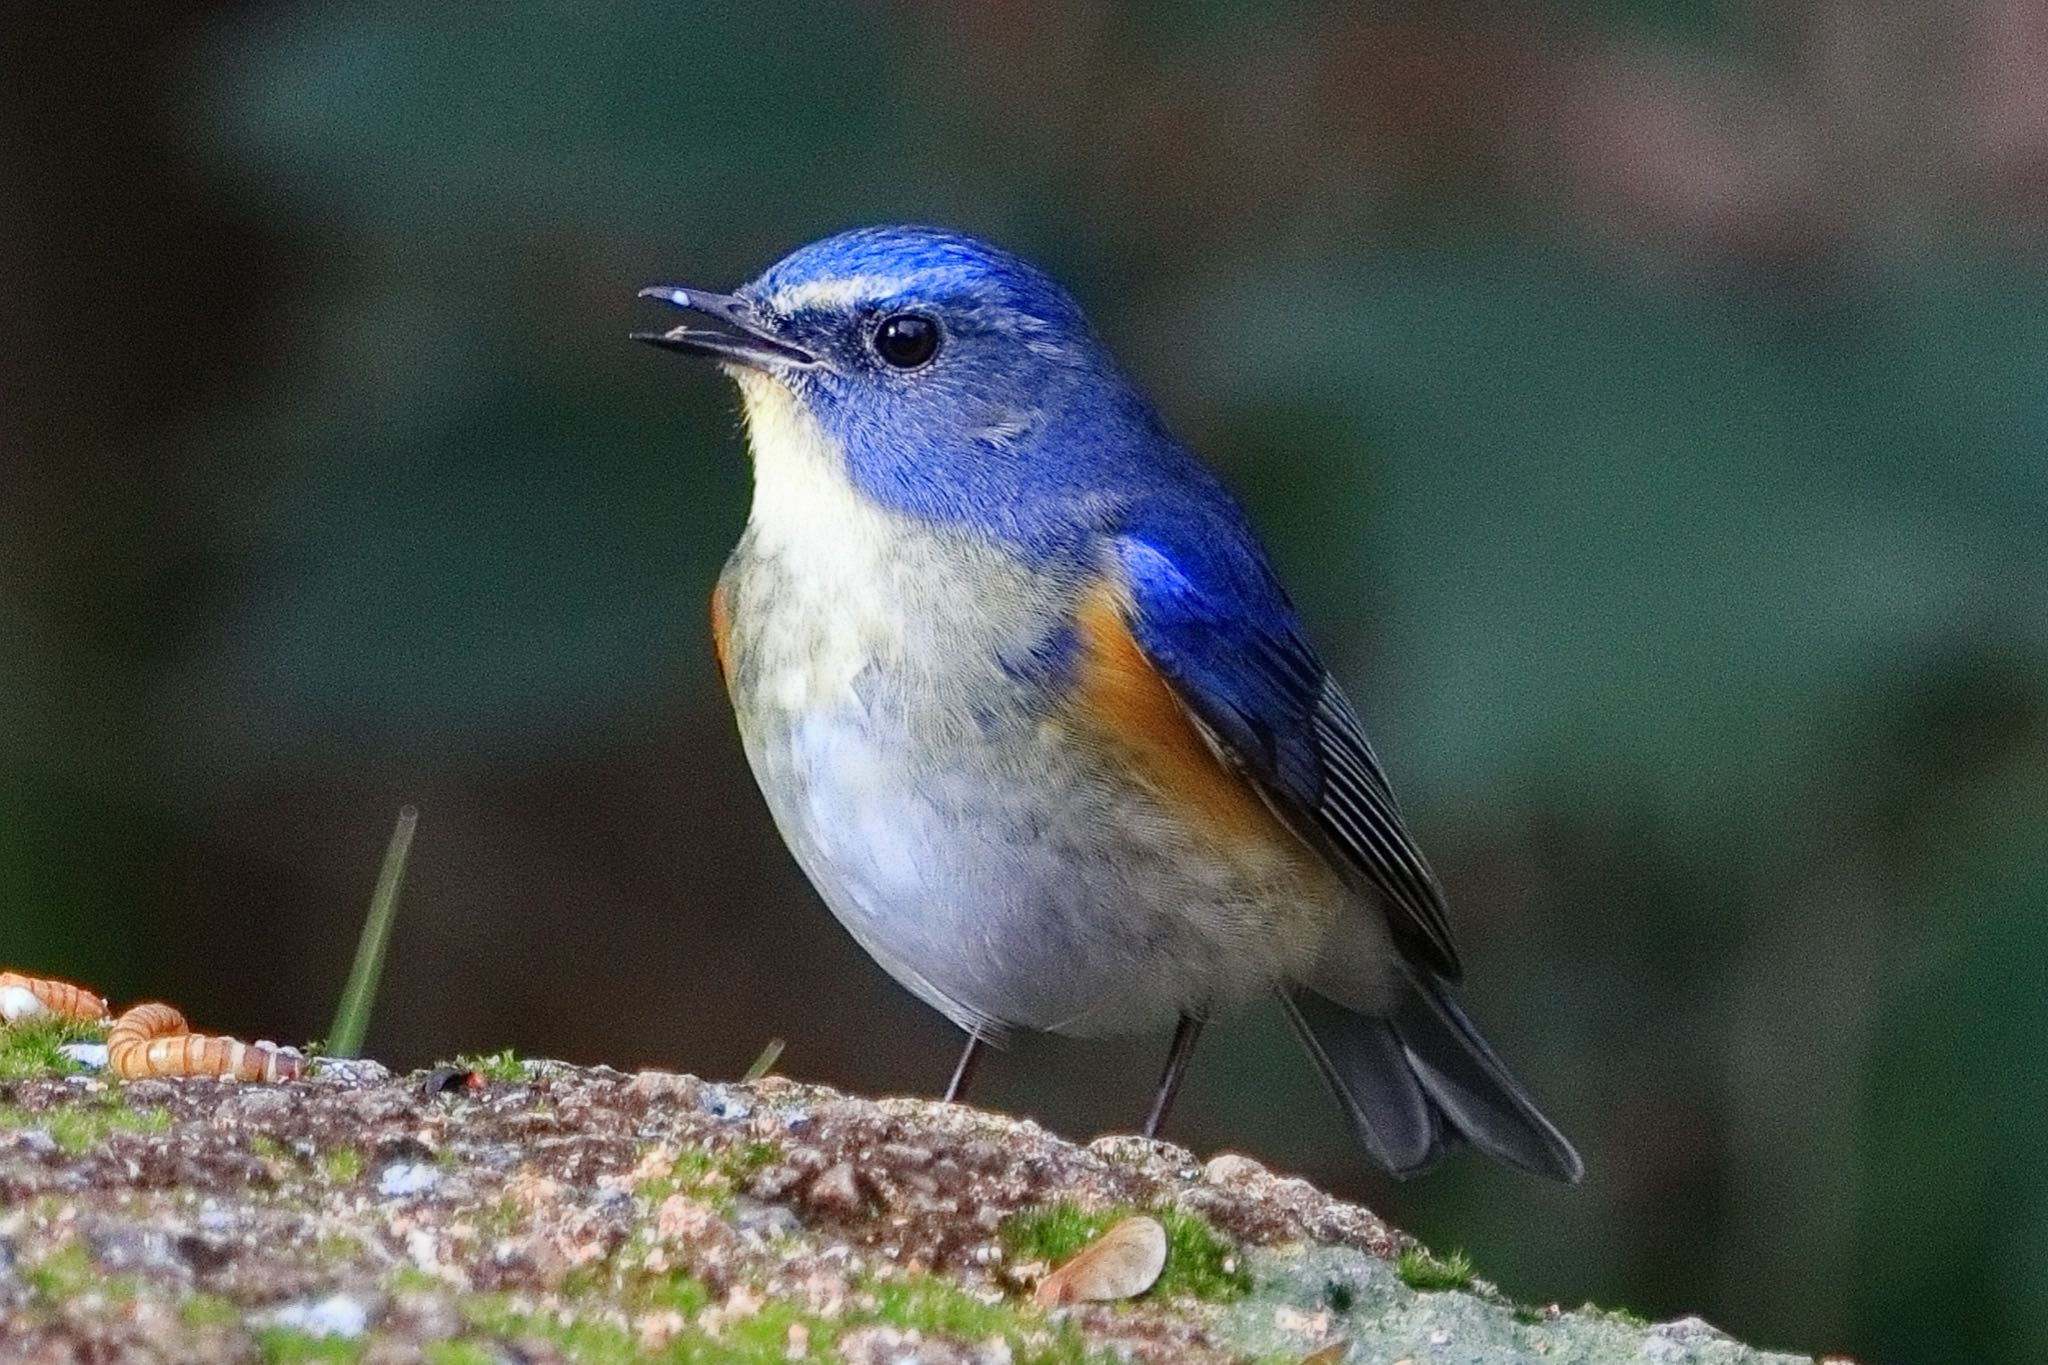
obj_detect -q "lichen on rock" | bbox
[0,1063,1820,1363]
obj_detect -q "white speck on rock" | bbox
[378,1162,441,1198]
[262,1293,370,1339]
[314,1057,392,1084]
[700,1084,752,1120]
[405,1227,447,1276]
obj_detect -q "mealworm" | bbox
[0,971,111,1024]
[107,1002,305,1083]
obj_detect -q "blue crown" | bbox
[748,225,1088,334]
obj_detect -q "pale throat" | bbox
[727,369,1069,709]
[731,369,896,565]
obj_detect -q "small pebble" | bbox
[656,1194,737,1252]
[57,1043,108,1070]
[805,1162,865,1216]
[878,1142,935,1167]
[235,1089,293,1121]
[263,1293,371,1340]
[699,1085,751,1121]
[1203,1152,1266,1185]
[346,1090,411,1123]
[378,1162,441,1198]
[732,1198,803,1244]
[316,1057,393,1085]
[89,1225,187,1274]
[748,1164,803,1200]
[631,1070,701,1102]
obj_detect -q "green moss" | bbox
[728,1139,783,1180]
[1586,1301,1651,1328]
[315,1233,364,1263]
[694,1297,822,1363]
[423,1344,499,1365]
[633,1138,784,1214]
[0,1014,107,1079]
[1000,1201,1251,1302]
[256,1326,368,1363]
[869,1276,1100,1364]
[321,1146,364,1184]
[639,1274,715,1318]
[465,1195,528,1242]
[1395,1246,1474,1293]
[453,1048,527,1084]
[25,1241,99,1301]
[870,1276,1024,1341]
[182,1293,243,1328]
[1156,1207,1253,1301]
[556,1264,608,1301]
[443,1265,1111,1365]
[0,1100,172,1155]
[249,1133,294,1162]
[455,1296,640,1363]
[389,1267,443,1296]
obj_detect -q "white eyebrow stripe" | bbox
[765,274,915,312]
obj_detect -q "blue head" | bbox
[637,226,1224,556]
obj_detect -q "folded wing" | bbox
[1106,530,1461,981]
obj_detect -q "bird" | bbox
[633,226,1582,1182]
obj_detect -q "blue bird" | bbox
[635,226,1582,1182]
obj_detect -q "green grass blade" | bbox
[327,806,419,1058]
[741,1037,785,1082]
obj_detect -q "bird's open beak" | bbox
[631,286,819,370]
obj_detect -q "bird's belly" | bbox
[724,556,1342,1036]
[754,708,1334,1035]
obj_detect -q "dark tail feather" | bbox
[1282,989,1446,1175]
[1282,982,1584,1183]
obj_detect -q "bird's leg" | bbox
[1141,1013,1206,1139]
[943,1028,986,1104]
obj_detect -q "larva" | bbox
[0,971,111,1024]
[107,1002,305,1083]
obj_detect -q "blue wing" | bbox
[1107,508,1462,981]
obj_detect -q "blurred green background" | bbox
[6,4,2046,1361]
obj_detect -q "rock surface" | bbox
[0,1061,1821,1363]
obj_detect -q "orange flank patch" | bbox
[1072,580,1292,848]
[709,580,735,687]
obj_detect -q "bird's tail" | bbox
[1281,979,1583,1183]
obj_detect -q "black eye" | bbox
[872,312,939,369]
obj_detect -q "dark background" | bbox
[6,5,2047,1362]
